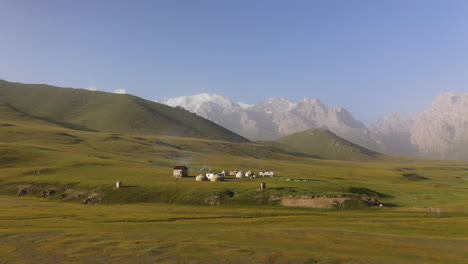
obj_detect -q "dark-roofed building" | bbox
[173,166,188,178]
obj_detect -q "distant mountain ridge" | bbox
[159,92,468,160]
[2,79,468,160]
[158,94,368,142]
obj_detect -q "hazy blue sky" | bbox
[2,0,468,123]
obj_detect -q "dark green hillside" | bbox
[274,128,381,161]
[0,80,248,142]
[0,100,28,121]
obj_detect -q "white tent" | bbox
[210,174,224,181]
[195,174,208,181]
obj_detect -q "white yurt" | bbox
[195,174,208,181]
[235,171,244,178]
[210,174,224,181]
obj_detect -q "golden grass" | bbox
[1,112,467,263]
[0,196,467,264]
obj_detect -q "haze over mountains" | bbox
[160,92,468,160]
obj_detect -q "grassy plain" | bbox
[1,196,467,264]
[0,102,467,263]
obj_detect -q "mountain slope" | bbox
[0,99,32,122]
[161,92,468,161]
[371,92,468,160]
[159,94,373,145]
[274,129,381,161]
[0,80,248,142]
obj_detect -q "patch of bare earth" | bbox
[277,196,349,208]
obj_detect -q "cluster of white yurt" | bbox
[198,172,225,182]
[195,169,261,182]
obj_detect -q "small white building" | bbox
[259,171,274,177]
[173,166,188,178]
[235,171,244,178]
[116,180,123,188]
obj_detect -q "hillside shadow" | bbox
[32,115,97,132]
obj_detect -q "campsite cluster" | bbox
[173,166,274,182]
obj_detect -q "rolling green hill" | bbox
[1,91,467,263]
[273,128,381,161]
[0,80,248,142]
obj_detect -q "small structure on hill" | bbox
[229,171,238,176]
[259,170,274,177]
[173,166,188,178]
[235,171,244,178]
[116,180,123,188]
[195,174,208,181]
[210,174,224,181]
[260,182,267,190]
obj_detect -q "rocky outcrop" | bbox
[372,92,468,159]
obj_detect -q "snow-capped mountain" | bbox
[159,92,468,160]
[158,94,370,143]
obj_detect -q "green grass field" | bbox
[1,196,467,264]
[1,95,467,263]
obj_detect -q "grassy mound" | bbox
[273,129,381,161]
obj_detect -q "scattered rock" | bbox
[82,192,102,205]
[204,194,223,206]
[41,189,56,198]
[360,195,381,206]
[17,188,28,197]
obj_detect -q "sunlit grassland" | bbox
[0,196,467,264]
[1,113,468,263]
